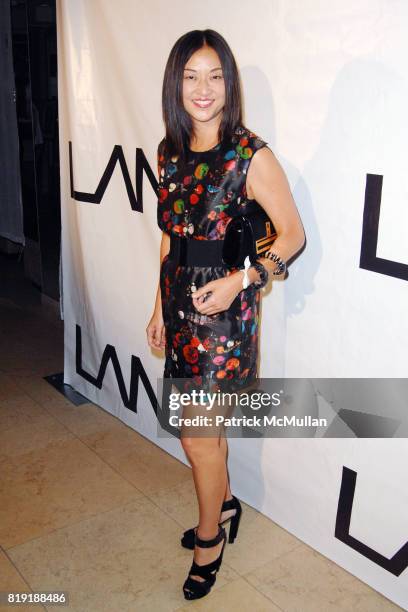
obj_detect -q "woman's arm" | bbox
[147,231,169,349]
[146,143,171,349]
[192,145,305,314]
[153,231,170,315]
[244,146,305,283]
[154,140,171,315]
[160,230,170,262]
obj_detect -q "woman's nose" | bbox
[195,79,212,95]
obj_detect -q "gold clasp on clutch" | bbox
[256,221,277,256]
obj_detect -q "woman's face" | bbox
[182,45,225,128]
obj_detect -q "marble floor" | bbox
[0,255,403,611]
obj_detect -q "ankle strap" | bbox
[222,495,239,511]
[195,525,225,548]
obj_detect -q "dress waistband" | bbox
[168,233,225,267]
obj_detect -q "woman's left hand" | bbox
[192,273,243,315]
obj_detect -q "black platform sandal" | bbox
[182,525,227,601]
[181,495,242,549]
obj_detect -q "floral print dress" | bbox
[157,124,269,394]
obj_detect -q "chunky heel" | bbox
[181,495,242,549]
[183,525,227,600]
[228,502,242,543]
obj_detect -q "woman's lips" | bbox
[192,99,214,108]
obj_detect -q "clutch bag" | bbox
[222,208,277,268]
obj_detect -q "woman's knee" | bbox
[180,436,220,463]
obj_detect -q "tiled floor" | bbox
[0,255,404,611]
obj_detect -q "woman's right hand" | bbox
[146,310,166,350]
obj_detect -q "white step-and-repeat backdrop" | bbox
[56,1,408,607]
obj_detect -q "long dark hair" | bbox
[161,29,244,159]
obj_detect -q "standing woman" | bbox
[147,30,305,601]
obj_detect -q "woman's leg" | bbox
[182,435,227,533]
[180,394,228,580]
[218,435,240,525]
[181,434,227,577]
[219,435,233,502]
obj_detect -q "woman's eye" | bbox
[184,75,223,80]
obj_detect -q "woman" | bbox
[147,29,305,601]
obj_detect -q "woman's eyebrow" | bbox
[183,67,223,72]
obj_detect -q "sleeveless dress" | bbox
[157,124,269,394]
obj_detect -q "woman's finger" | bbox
[150,325,162,348]
[200,303,220,315]
[192,292,211,305]
[206,309,221,316]
[192,282,215,300]
[146,326,154,346]
[195,297,217,313]
[160,326,166,347]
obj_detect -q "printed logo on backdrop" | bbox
[68,141,158,210]
[360,173,408,281]
[75,324,160,416]
[336,466,408,576]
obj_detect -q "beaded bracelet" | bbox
[264,251,287,276]
[250,261,269,290]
